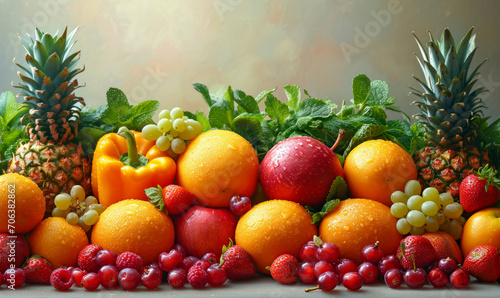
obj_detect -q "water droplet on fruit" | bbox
[368,216,373,221]
[126,211,135,215]
[294,147,298,150]
[228,144,237,150]
[283,167,287,170]
[274,160,279,168]
[308,144,313,147]
[343,226,350,231]
[298,142,303,146]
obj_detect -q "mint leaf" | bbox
[79,127,107,155]
[352,74,371,105]
[255,88,277,104]
[193,83,214,107]
[343,124,388,158]
[284,85,300,112]
[411,122,428,150]
[196,111,211,132]
[361,106,387,124]
[365,80,390,107]
[294,98,334,119]
[386,120,413,152]
[129,100,160,128]
[265,94,289,126]
[233,89,259,114]
[232,113,265,146]
[307,199,341,225]
[327,176,348,201]
[208,99,233,128]
[101,88,131,125]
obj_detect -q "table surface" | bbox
[3,274,499,297]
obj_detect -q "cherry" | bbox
[298,262,317,284]
[342,272,363,291]
[361,241,384,265]
[96,249,117,267]
[118,268,141,290]
[207,263,227,287]
[316,242,340,263]
[357,262,378,284]
[305,271,338,292]
[179,256,199,271]
[378,255,402,276]
[98,265,119,289]
[384,269,403,288]
[428,268,448,288]
[72,268,87,287]
[82,272,100,291]
[300,243,318,263]
[314,261,334,278]
[159,249,184,272]
[201,253,218,265]
[144,261,161,272]
[141,266,162,289]
[3,268,26,289]
[167,268,187,288]
[438,258,458,275]
[173,244,187,259]
[229,195,252,215]
[334,259,357,281]
[404,268,427,288]
[450,268,470,289]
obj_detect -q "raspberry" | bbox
[116,252,143,273]
[187,265,208,289]
[50,269,74,291]
[78,244,103,272]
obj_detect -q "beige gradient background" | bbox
[0,0,499,120]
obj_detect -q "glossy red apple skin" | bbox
[175,206,237,259]
[259,136,344,209]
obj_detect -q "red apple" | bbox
[175,206,237,258]
[259,135,344,209]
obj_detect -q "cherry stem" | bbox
[305,286,319,292]
[330,129,345,151]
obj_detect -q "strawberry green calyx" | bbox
[220,238,234,265]
[313,235,323,246]
[477,165,500,192]
[145,185,165,211]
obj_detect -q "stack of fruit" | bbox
[1,24,500,294]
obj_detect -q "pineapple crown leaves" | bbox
[410,27,488,149]
[476,165,500,192]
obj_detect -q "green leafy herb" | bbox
[306,199,340,225]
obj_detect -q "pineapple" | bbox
[411,27,490,200]
[8,27,91,216]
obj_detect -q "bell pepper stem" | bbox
[118,126,139,165]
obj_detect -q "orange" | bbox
[422,232,463,263]
[28,217,88,268]
[235,200,317,274]
[344,139,417,206]
[0,173,45,234]
[319,198,403,264]
[91,199,175,263]
[176,130,259,208]
[461,207,500,257]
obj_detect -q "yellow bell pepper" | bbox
[91,127,176,207]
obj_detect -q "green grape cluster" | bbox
[142,107,202,155]
[390,180,465,240]
[52,185,106,232]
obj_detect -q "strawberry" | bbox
[459,166,500,213]
[220,239,256,280]
[463,245,500,282]
[77,244,103,273]
[22,255,53,284]
[269,254,299,284]
[397,236,439,270]
[0,234,30,273]
[146,185,196,215]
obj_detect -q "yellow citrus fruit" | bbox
[0,173,45,234]
[91,199,175,263]
[344,139,417,206]
[28,217,89,268]
[176,130,259,208]
[461,207,500,257]
[235,200,317,274]
[319,198,403,264]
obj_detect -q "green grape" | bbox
[182,116,189,121]
[390,203,409,218]
[170,107,184,119]
[169,129,180,138]
[52,207,70,218]
[391,191,408,204]
[165,134,174,141]
[172,118,187,133]
[448,220,463,240]
[404,180,421,196]
[54,193,72,210]
[406,210,426,227]
[156,136,171,151]
[435,211,446,225]
[410,225,426,235]
[179,126,197,140]
[425,216,440,232]
[421,201,438,216]
[396,218,411,235]
[439,193,454,207]
[158,109,171,119]
[443,203,463,219]
[142,124,163,141]
[84,196,98,207]
[82,209,99,226]
[78,217,91,232]
[407,195,424,211]
[186,119,202,135]
[157,119,172,133]
[440,218,451,231]
[171,138,186,154]
[71,185,86,203]
[422,187,440,203]
[89,204,106,215]
[66,212,79,225]
[455,216,467,227]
